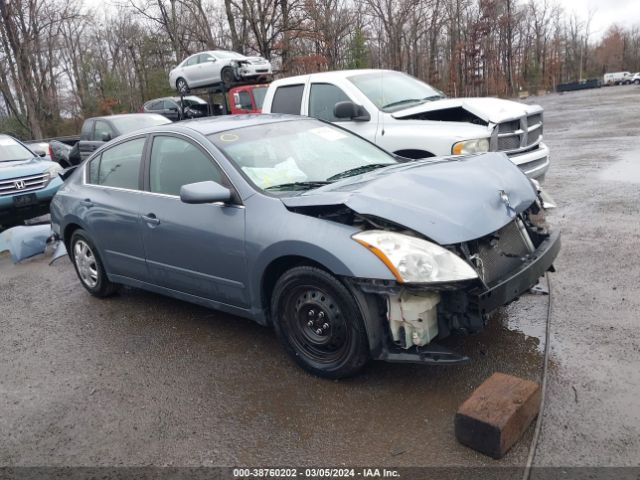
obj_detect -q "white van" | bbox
[603,72,632,85]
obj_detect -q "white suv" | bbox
[262,70,550,180]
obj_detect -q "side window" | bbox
[149,100,164,110]
[270,84,304,115]
[94,120,115,141]
[201,54,215,63]
[149,136,222,196]
[89,137,145,189]
[163,100,178,110]
[185,55,198,67]
[80,120,94,140]
[309,83,350,122]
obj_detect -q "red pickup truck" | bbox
[227,84,268,114]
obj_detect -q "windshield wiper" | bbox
[382,98,425,110]
[264,181,331,191]
[327,163,392,181]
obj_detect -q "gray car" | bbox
[50,115,560,378]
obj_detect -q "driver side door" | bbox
[137,134,248,308]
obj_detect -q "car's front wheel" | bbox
[221,67,235,87]
[70,229,118,297]
[271,266,370,378]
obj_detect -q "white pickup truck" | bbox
[261,69,550,180]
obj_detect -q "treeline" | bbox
[1,0,640,140]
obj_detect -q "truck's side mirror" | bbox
[101,132,112,142]
[334,101,370,122]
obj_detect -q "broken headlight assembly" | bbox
[352,230,478,283]
[451,138,490,155]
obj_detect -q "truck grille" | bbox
[0,173,49,196]
[470,220,533,285]
[493,113,544,154]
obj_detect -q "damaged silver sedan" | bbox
[50,115,560,378]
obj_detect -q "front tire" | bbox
[271,266,370,378]
[221,67,235,87]
[70,230,118,297]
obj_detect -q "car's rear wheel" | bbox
[271,266,370,378]
[176,77,189,94]
[70,229,118,297]
[221,67,235,87]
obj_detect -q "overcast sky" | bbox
[556,0,640,39]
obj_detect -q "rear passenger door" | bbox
[137,134,248,308]
[82,136,149,281]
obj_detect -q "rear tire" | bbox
[221,67,235,87]
[70,229,118,297]
[176,77,190,94]
[271,266,370,379]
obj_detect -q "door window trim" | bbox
[83,134,149,193]
[141,132,243,206]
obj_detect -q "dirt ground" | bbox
[0,84,638,473]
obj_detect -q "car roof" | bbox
[271,69,400,86]
[131,114,310,137]
[91,113,166,121]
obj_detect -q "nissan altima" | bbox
[50,115,560,378]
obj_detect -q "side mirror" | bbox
[33,148,47,157]
[333,101,370,122]
[180,181,231,204]
[101,132,112,142]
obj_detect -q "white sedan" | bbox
[169,50,272,93]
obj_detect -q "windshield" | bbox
[348,71,445,113]
[214,51,244,60]
[252,86,268,109]
[111,115,171,134]
[0,136,36,162]
[209,120,398,193]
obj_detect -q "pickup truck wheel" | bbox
[271,266,369,379]
[221,67,235,87]
[70,230,118,297]
[176,78,189,94]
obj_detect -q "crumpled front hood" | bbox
[392,97,542,124]
[0,157,54,179]
[281,153,537,245]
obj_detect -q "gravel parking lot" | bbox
[1,85,638,471]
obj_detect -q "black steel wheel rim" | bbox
[282,285,351,365]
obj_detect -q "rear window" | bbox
[270,84,304,115]
[80,120,94,140]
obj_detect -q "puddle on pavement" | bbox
[599,153,640,183]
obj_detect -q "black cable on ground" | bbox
[522,273,553,480]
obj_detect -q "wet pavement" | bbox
[527,85,640,468]
[0,250,547,467]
